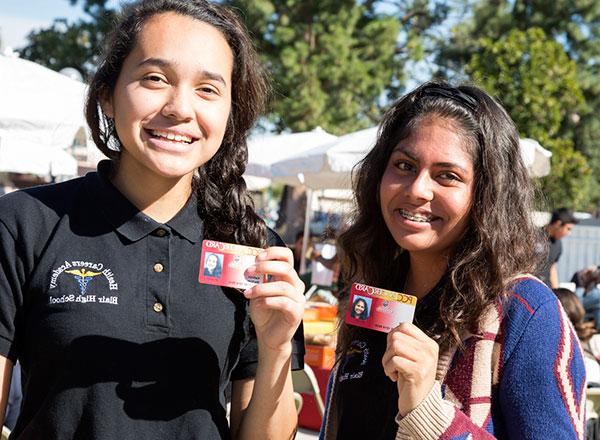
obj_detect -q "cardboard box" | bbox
[316,304,337,321]
[304,302,338,321]
[305,344,335,369]
[303,320,337,335]
[303,307,320,321]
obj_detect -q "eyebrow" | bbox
[392,146,470,174]
[136,57,228,86]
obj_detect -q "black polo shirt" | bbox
[536,234,562,287]
[334,254,444,440]
[0,161,304,440]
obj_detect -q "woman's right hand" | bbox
[382,322,439,417]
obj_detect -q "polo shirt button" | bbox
[153,302,163,313]
[153,263,164,273]
[155,228,167,237]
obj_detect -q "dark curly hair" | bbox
[554,288,595,342]
[337,81,545,355]
[85,0,267,247]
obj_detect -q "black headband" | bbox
[420,86,478,113]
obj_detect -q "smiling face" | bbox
[353,299,366,316]
[102,12,233,185]
[379,116,475,260]
[206,254,218,272]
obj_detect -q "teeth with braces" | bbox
[399,209,434,222]
[150,130,193,144]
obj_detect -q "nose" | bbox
[406,171,434,201]
[161,87,194,122]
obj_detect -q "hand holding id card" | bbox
[198,240,264,290]
[345,283,417,332]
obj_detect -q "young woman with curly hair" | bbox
[320,82,586,440]
[0,1,304,438]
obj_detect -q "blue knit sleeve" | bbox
[499,294,586,439]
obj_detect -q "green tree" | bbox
[225,0,448,134]
[466,27,591,209]
[19,0,117,79]
[439,0,600,208]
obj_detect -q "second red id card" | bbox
[198,240,264,290]
[345,283,417,333]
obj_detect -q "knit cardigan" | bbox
[320,276,587,439]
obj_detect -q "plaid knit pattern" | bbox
[395,276,586,439]
[320,277,587,439]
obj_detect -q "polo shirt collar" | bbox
[85,160,203,243]
[166,193,203,243]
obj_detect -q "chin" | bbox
[146,158,199,180]
[395,236,440,253]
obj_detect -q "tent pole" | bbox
[299,188,313,274]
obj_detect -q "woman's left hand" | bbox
[244,246,305,353]
[382,322,439,417]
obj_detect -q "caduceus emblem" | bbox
[65,269,102,295]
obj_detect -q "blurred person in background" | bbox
[537,207,578,288]
[554,287,600,385]
[570,266,600,330]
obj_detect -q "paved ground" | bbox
[296,428,320,439]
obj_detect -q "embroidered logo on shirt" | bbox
[338,340,369,382]
[65,269,102,294]
[48,260,119,305]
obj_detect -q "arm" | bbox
[228,379,252,439]
[498,298,585,439]
[394,381,496,440]
[382,324,496,439]
[392,298,586,440]
[232,246,304,440]
[0,356,13,427]
[550,262,559,288]
[230,355,296,440]
[0,220,21,428]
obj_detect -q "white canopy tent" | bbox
[271,126,552,190]
[0,54,86,177]
[244,127,337,190]
[519,138,552,178]
[271,126,553,272]
[0,133,77,176]
[270,126,377,190]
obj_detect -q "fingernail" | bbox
[243,288,252,297]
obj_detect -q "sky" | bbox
[0,0,120,50]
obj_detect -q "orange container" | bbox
[304,302,338,321]
[305,344,335,369]
[303,307,320,322]
[317,304,338,321]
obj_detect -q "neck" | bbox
[545,224,558,239]
[111,156,193,224]
[405,252,449,299]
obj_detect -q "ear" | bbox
[99,91,115,118]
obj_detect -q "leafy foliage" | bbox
[466,27,591,209]
[541,139,592,210]
[225,0,448,134]
[441,0,600,209]
[17,0,600,209]
[18,0,117,79]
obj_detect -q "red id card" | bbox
[198,240,264,290]
[345,282,417,333]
